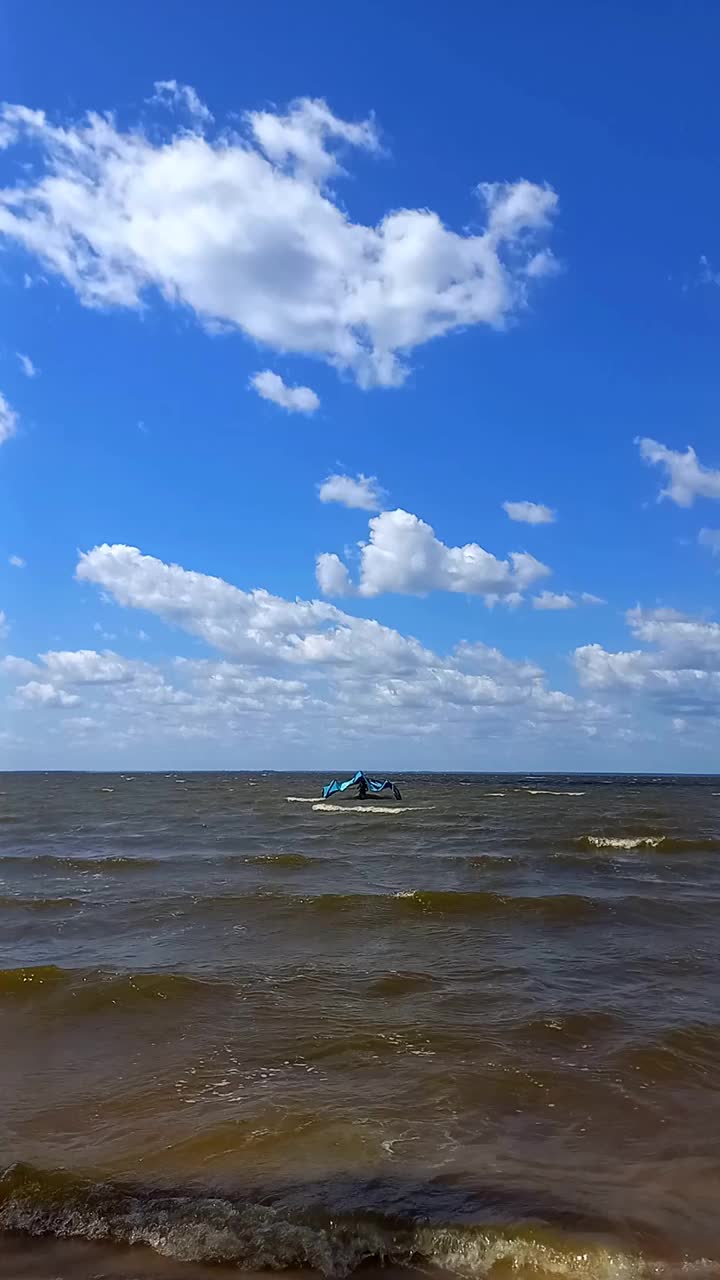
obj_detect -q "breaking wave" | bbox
[0,1163,699,1278]
[580,835,720,852]
[312,803,433,814]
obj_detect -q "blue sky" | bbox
[2,0,720,770]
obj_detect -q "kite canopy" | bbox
[322,771,402,800]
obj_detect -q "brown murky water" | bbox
[2,771,720,1278]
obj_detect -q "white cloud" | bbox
[0,393,18,445]
[250,370,320,414]
[16,353,37,378]
[318,473,385,511]
[638,438,720,507]
[580,592,606,605]
[533,590,575,610]
[0,92,559,388]
[0,611,7,638]
[315,552,353,597]
[150,80,214,125]
[40,649,140,684]
[525,249,560,279]
[1,544,626,758]
[76,543,432,672]
[699,528,720,556]
[8,555,25,569]
[317,508,551,600]
[1,655,36,678]
[16,680,80,708]
[249,95,379,181]
[574,607,720,719]
[502,500,556,525]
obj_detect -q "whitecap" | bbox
[312,803,433,814]
[586,835,665,849]
[286,796,319,803]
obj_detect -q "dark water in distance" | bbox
[3,771,720,1279]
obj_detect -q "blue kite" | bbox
[322,771,402,801]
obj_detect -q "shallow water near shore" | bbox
[2,771,720,1278]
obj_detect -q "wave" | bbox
[244,853,320,867]
[286,796,319,803]
[0,1163,688,1277]
[580,835,720,852]
[312,803,433,814]
[0,965,222,1009]
[0,854,166,872]
[0,894,83,911]
[522,789,586,796]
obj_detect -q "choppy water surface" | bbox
[2,771,720,1279]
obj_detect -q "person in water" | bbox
[357,776,369,800]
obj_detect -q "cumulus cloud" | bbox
[638,438,720,507]
[40,649,142,684]
[16,353,37,378]
[318,473,385,511]
[533,591,574,610]
[250,370,320,414]
[317,508,551,600]
[0,544,625,757]
[0,393,18,445]
[580,592,606,605]
[0,91,559,388]
[502,500,556,525]
[8,555,25,568]
[76,543,432,673]
[315,552,353,597]
[574,607,720,719]
[16,680,80,708]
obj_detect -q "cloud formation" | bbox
[0,92,558,388]
[250,370,320,414]
[150,79,214,125]
[316,508,551,600]
[0,393,18,445]
[318,473,385,511]
[533,591,574,610]
[502,500,556,525]
[638,438,720,507]
[575,607,720,720]
[16,680,80,708]
[17,353,37,378]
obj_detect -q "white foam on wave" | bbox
[286,796,319,803]
[587,835,665,849]
[486,792,507,797]
[312,803,433,815]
